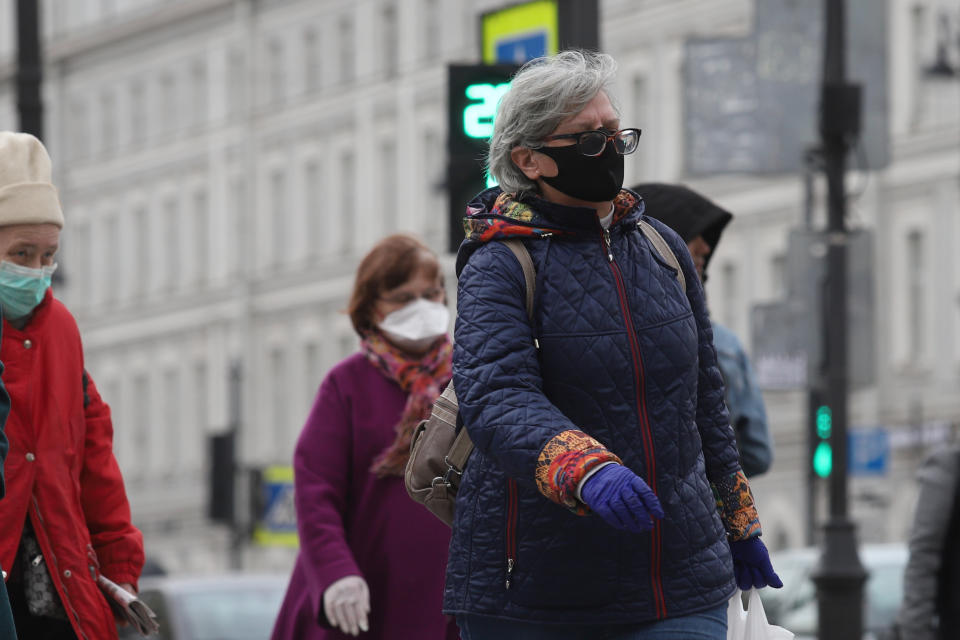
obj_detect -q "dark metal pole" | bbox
[15,0,44,139]
[812,2,867,639]
[228,361,243,571]
[557,0,600,52]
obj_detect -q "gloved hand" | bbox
[729,537,783,589]
[323,575,370,636]
[580,464,664,533]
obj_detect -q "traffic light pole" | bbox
[16,0,44,138]
[812,2,867,639]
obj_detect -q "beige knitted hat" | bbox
[0,131,64,229]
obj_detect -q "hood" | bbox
[632,183,732,274]
[456,187,645,275]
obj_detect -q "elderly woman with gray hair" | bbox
[444,50,780,639]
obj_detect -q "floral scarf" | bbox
[462,189,640,243]
[362,331,453,477]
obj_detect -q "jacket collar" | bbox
[456,188,646,275]
[3,288,53,336]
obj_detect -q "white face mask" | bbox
[378,298,450,351]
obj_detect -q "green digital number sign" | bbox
[463,82,511,139]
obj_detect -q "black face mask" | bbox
[536,142,624,202]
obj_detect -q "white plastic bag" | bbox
[727,589,795,640]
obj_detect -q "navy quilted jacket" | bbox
[444,188,748,624]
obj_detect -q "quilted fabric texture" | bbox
[444,187,750,625]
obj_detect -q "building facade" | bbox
[0,0,957,572]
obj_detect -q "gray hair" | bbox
[488,50,620,195]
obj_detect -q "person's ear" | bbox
[511,146,543,180]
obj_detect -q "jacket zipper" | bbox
[601,228,667,619]
[32,497,90,640]
[505,478,518,589]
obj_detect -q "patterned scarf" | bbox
[362,331,453,477]
[463,189,640,243]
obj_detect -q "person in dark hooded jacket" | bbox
[447,50,781,640]
[635,183,773,478]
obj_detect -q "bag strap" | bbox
[443,239,537,481]
[501,238,536,321]
[637,219,686,293]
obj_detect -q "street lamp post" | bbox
[812,1,868,639]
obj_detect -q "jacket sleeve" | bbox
[715,325,773,477]
[80,371,145,587]
[652,220,762,540]
[454,242,620,513]
[293,372,362,624]
[896,449,959,640]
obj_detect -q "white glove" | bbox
[323,575,370,636]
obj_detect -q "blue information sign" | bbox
[848,428,889,476]
[254,465,298,547]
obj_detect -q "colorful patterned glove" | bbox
[580,464,664,533]
[729,537,783,589]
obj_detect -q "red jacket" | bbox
[0,290,144,640]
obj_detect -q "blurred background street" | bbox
[0,1,958,636]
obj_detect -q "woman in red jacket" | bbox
[0,131,144,640]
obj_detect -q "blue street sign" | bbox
[254,465,298,547]
[848,428,889,476]
[495,32,549,64]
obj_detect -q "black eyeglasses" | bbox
[540,128,642,157]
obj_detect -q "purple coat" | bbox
[271,353,459,640]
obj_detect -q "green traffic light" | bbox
[813,440,833,478]
[816,405,832,438]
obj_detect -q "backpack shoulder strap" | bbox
[638,219,686,293]
[442,239,537,475]
[500,238,536,321]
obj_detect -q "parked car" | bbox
[759,543,907,640]
[117,573,288,640]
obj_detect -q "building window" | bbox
[381,2,398,79]
[906,229,924,358]
[190,59,207,129]
[422,128,442,246]
[100,90,117,155]
[194,188,208,286]
[227,49,245,118]
[268,38,285,105]
[104,213,119,304]
[381,139,397,231]
[70,222,91,305]
[162,369,179,473]
[163,196,179,291]
[191,361,207,471]
[270,347,288,441]
[160,72,177,133]
[227,174,244,277]
[630,74,647,184]
[771,253,786,298]
[304,342,321,403]
[339,14,354,84]
[133,373,150,479]
[70,98,89,160]
[135,206,149,296]
[422,0,439,60]
[340,150,354,254]
[303,27,321,94]
[129,80,146,146]
[270,169,287,268]
[721,262,738,329]
[303,159,320,261]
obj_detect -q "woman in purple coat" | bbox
[272,235,459,640]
